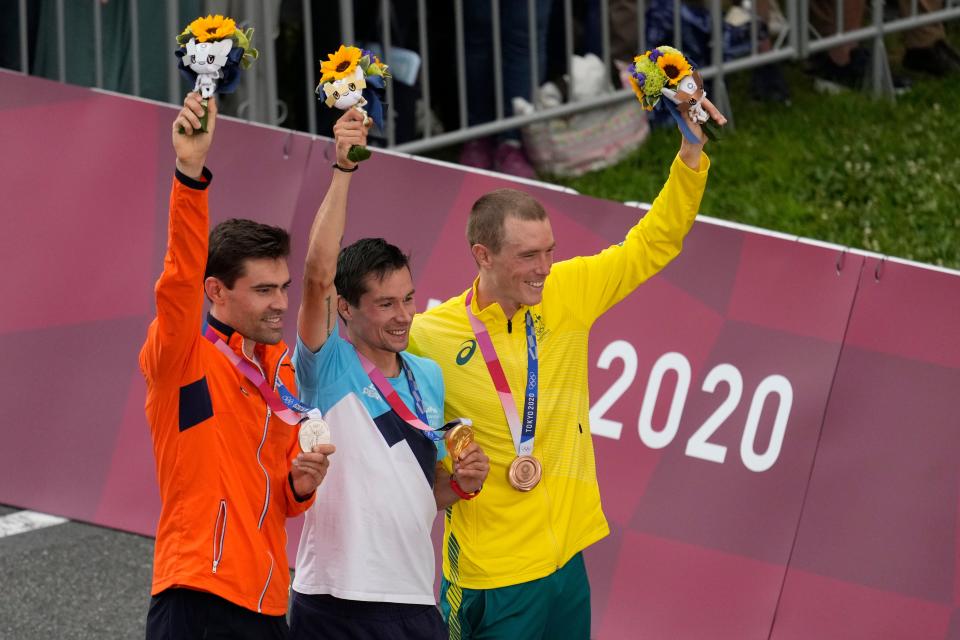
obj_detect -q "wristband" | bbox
[288,473,314,503]
[332,162,358,173]
[450,475,480,500]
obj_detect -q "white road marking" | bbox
[0,510,68,538]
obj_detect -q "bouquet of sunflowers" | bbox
[628,46,720,142]
[174,14,258,132]
[316,45,391,162]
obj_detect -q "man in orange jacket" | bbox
[140,93,336,639]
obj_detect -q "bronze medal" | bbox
[298,417,331,453]
[445,423,475,461]
[508,455,542,491]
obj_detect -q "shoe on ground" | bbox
[494,141,536,180]
[810,48,911,95]
[809,51,867,93]
[459,137,496,170]
[903,40,960,76]
[936,40,960,66]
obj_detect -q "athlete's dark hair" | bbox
[336,237,410,307]
[467,188,547,254]
[205,218,291,288]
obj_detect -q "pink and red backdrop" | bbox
[2,70,959,639]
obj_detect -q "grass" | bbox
[544,33,960,269]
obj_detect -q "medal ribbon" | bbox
[204,326,320,425]
[464,289,538,456]
[349,341,445,442]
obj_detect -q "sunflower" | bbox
[186,15,236,43]
[320,45,363,84]
[656,51,692,86]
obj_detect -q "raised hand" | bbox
[291,443,336,498]
[172,92,217,179]
[678,96,726,169]
[683,96,727,142]
[332,108,370,170]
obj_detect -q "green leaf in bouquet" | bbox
[347,145,372,163]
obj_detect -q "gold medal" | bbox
[445,423,475,461]
[298,417,331,453]
[508,455,542,491]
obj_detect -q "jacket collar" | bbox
[206,312,290,381]
[468,277,534,329]
[206,312,236,339]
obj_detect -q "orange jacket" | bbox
[139,169,314,616]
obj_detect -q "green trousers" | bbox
[440,553,591,640]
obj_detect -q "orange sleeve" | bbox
[140,168,213,379]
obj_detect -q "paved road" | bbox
[0,504,154,639]
[0,505,308,640]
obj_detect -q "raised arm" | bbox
[297,109,369,352]
[174,93,217,179]
[550,102,721,324]
[140,94,218,376]
[677,96,725,170]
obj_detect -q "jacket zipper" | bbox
[257,551,275,613]
[212,499,227,573]
[241,338,275,530]
[261,348,289,529]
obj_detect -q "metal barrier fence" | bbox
[4,0,959,154]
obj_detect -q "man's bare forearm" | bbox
[298,169,352,351]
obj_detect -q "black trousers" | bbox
[289,591,447,640]
[146,588,289,640]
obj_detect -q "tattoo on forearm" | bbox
[325,296,334,336]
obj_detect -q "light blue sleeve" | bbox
[293,322,350,404]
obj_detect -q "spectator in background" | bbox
[809,0,958,91]
[603,0,790,103]
[808,0,874,90]
[459,0,554,179]
[580,0,751,137]
[898,0,960,75]
[741,0,792,103]
[24,0,208,101]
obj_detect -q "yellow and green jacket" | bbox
[409,153,710,590]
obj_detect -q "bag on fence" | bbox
[514,54,649,178]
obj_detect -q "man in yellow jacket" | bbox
[408,103,725,638]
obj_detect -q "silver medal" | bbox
[299,417,331,452]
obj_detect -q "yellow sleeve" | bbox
[550,152,709,324]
